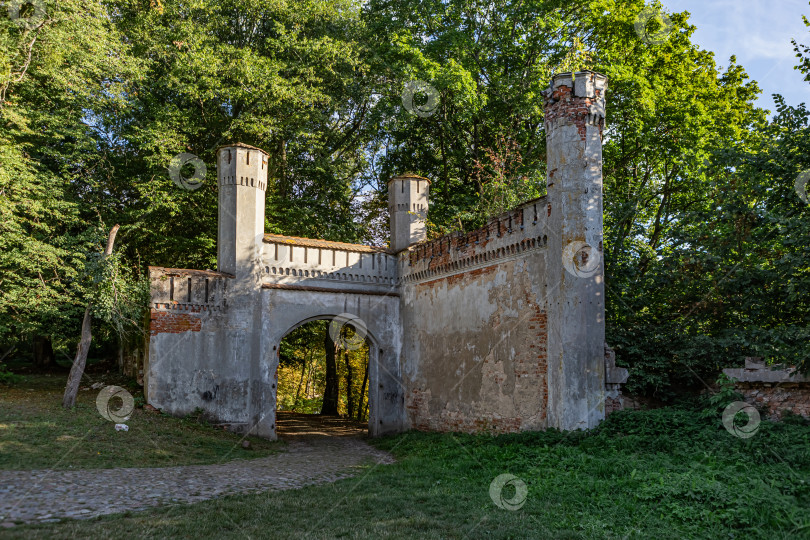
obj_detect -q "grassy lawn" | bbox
[7,406,810,539]
[0,374,280,470]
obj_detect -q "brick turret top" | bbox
[542,71,608,137]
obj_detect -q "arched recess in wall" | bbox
[273,315,377,438]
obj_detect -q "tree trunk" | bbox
[343,348,354,419]
[356,359,369,422]
[305,359,314,398]
[62,306,91,408]
[32,335,54,368]
[320,329,339,415]
[62,224,119,409]
[294,349,310,405]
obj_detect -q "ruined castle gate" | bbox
[147,237,404,438]
[145,71,625,439]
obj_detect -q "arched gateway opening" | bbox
[274,317,374,438]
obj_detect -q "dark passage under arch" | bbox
[275,319,371,439]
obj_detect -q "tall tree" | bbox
[91,0,375,278]
[361,0,767,398]
[321,329,339,415]
[0,0,136,353]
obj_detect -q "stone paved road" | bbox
[0,435,394,526]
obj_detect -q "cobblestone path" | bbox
[0,430,394,526]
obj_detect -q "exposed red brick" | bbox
[149,309,202,335]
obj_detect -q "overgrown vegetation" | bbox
[8,405,809,538]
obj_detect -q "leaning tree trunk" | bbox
[62,225,120,409]
[320,329,339,416]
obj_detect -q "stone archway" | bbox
[253,287,404,439]
[272,315,378,438]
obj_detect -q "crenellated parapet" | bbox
[148,267,232,312]
[217,143,268,192]
[388,173,430,253]
[398,196,550,284]
[261,234,398,293]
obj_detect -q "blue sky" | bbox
[665,0,809,112]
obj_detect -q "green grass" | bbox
[0,374,281,470]
[7,406,810,539]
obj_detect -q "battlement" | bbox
[148,267,231,312]
[261,234,398,291]
[398,195,549,284]
[216,144,268,192]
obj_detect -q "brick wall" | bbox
[149,308,205,335]
[148,266,230,336]
[604,396,622,417]
[724,360,810,421]
[736,383,810,420]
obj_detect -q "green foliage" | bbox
[277,320,369,418]
[704,374,743,413]
[472,135,543,226]
[0,0,137,350]
[96,0,373,266]
[362,0,584,230]
[85,248,150,338]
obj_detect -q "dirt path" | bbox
[0,414,392,526]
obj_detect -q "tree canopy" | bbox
[1,0,808,398]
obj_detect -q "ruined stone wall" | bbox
[724,360,810,421]
[144,74,616,440]
[737,383,810,420]
[399,198,550,434]
[145,267,256,430]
